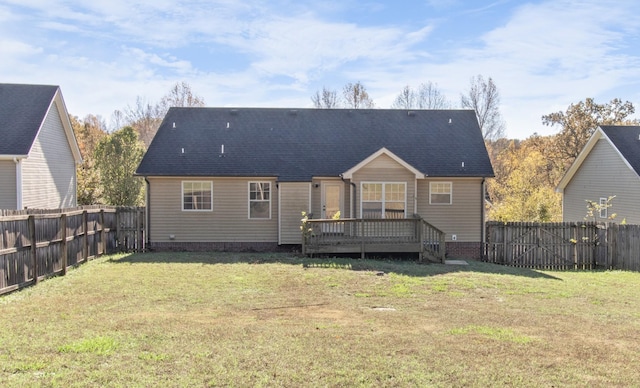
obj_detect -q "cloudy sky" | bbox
[2,0,639,139]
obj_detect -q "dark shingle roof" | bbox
[0,83,59,155]
[600,125,640,175]
[136,108,494,181]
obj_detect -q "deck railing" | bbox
[302,217,445,262]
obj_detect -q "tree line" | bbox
[73,79,637,224]
[72,82,205,206]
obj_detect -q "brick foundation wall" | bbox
[446,242,482,260]
[150,241,297,253]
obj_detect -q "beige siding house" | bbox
[136,108,494,258]
[0,83,82,210]
[557,126,640,223]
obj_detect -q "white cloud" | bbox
[2,0,640,138]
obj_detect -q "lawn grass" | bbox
[1,252,639,387]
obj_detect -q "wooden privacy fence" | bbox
[0,206,145,295]
[485,222,640,271]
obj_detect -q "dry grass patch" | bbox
[0,252,639,387]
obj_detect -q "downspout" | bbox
[14,157,22,210]
[481,178,486,252]
[144,177,151,246]
[414,178,418,218]
[340,174,357,218]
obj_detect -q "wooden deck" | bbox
[302,218,445,262]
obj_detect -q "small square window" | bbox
[183,181,212,211]
[430,182,452,205]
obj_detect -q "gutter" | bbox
[13,157,23,209]
[144,177,151,247]
[0,155,28,161]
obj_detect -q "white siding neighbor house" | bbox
[557,125,640,224]
[0,83,82,210]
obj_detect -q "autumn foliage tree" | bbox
[541,98,637,170]
[71,114,107,205]
[487,139,562,222]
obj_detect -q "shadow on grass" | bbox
[109,251,561,280]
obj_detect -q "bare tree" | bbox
[157,81,206,115]
[117,96,163,148]
[392,82,450,109]
[311,87,340,108]
[417,82,450,109]
[342,81,374,109]
[114,82,206,147]
[391,85,415,109]
[461,75,505,140]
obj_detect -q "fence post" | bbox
[82,210,88,263]
[137,207,144,252]
[29,215,37,285]
[100,210,106,256]
[61,214,67,276]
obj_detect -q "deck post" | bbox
[360,219,365,259]
[417,219,423,262]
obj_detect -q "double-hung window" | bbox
[430,182,452,205]
[249,182,271,219]
[599,198,608,219]
[361,182,406,219]
[182,181,212,211]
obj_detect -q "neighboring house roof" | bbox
[136,108,494,181]
[0,83,82,162]
[556,125,640,192]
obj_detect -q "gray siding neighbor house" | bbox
[557,126,640,223]
[0,83,82,210]
[136,108,494,259]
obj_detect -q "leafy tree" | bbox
[342,81,375,109]
[311,87,340,108]
[392,82,450,109]
[70,114,108,205]
[94,126,145,206]
[461,75,505,141]
[541,98,636,169]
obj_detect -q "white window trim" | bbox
[429,182,452,205]
[182,181,213,212]
[360,182,407,219]
[248,181,272,219]
[599,197,607,219]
